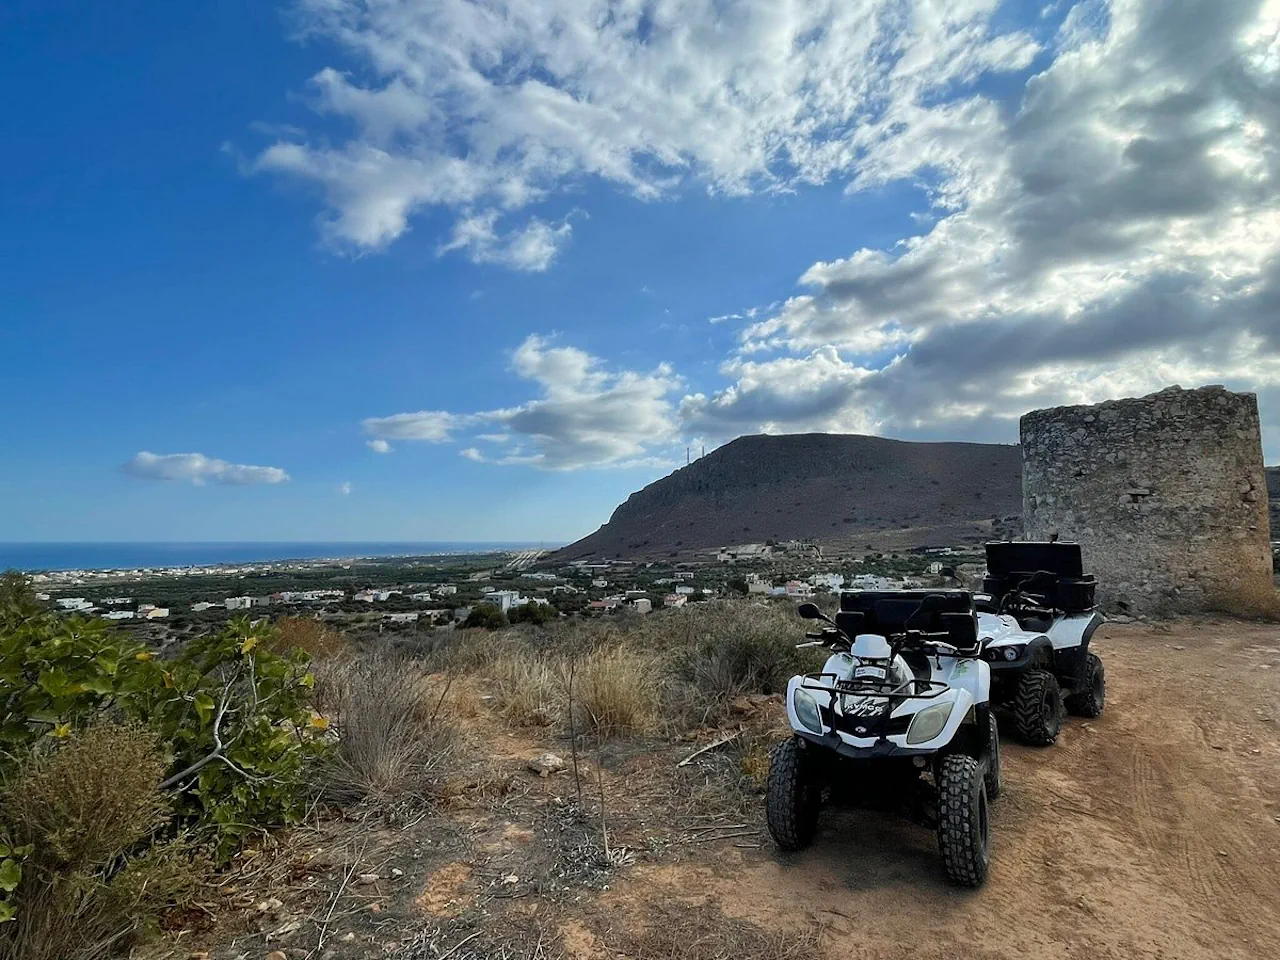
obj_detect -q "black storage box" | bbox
[837,590,977,647]
[983,541,1096,612]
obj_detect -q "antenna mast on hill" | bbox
[686,446,690,465]
[701,445,705,459]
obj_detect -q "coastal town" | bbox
[26,541,974,643]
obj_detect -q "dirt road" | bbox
[612,618,1280,959]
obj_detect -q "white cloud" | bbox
[339,481,353,495]
[255,0,1038,261]
[366,438,393,454]
[701,0,1280,444]
[437,211,573,271]
[122,452,290,486]
[459,447,485,462]
[367,335,682,469]
[362,410,462,442]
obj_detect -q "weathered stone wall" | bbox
[1021,385,1274,616]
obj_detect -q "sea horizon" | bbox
[0,541,558,573]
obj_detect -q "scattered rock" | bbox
[268,952,287,960]
[356,873,381,885]
[391,867,404,878]
[189,953,212,960]
[341,932,357,942]
[527,753,566,777]
[501,874,520,886]
[1172,645,1185,651]
[269,919,302,940]
[254,897,285,915]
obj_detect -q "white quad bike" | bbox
[766,592,999,887]
[972,541,1106,746]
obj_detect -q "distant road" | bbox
[504,550,546,570]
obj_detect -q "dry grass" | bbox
[488,651,561,727]
[316,652,458,804]
[0,722,206,960]
[270,615,347,658]
[570,646,661,737]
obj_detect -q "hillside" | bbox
[553,433,1023,561]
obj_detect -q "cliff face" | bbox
[553,433,1023,561]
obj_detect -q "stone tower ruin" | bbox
[1020,385,1274,616]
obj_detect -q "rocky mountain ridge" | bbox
[553,433,1024,561]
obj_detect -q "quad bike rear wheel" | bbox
[984,712,1002,800]
[766,737,821,851]
[1065,652,1105,718]
[1011,668,1063,746]
[937,755,990,887]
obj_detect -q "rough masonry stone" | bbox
[1020,385,1274,617]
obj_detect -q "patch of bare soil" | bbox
[155,618,1280,960]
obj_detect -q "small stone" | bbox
[268,953,288,960]
[268,918,303,940]
[356,873,380,885]
[255,897,285,915]
[1217,850,1229,858]
[391,867,404,878]
[1172,645,1185,651]
[501,874,520,886]
[341,932,357,943]
[189,953,212,960]
[527,753,566,777]
[368,902,383,913]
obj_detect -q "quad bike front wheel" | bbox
[936,755,990,887]
[1011,668,1063,746]
[766,737,821,851]
[1065,652,1105,718]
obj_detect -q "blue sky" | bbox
[3,1,1278,543]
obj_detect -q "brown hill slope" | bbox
[554,433,1023,561]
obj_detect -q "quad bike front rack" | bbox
[798,671,952,744]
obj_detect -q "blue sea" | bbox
[0,542,553,573]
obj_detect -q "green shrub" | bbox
[462,604,508,630]
[508,602,554,626]
[673,602,808,702]
[0,722,206,960]
[0,574,327,859]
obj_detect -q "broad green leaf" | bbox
[0,859,21,892]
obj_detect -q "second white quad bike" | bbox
[766,591,999,887]
[973,541,1106,746]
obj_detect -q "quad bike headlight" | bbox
[1003,646,1021,661]
[906,702,954,745]
[792,688,823,734]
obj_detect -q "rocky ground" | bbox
[151,617,1280,960]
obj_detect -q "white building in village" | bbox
[225,596,253,611]
[808,573,845,591]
